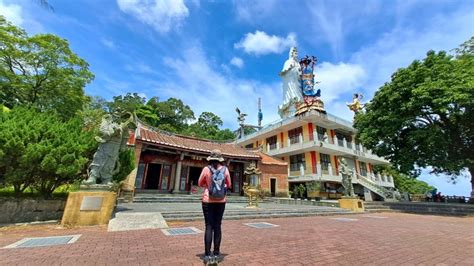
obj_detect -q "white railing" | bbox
[355,173,388,199]
[265,138,388,163]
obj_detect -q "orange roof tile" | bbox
[136,124,260,160]
[256,152,287,166]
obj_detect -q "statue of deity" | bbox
[279,47,303,108]
[338,157,355,197]
[347,93,364,114]
[82,112,134,186]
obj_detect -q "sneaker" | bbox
[209,255,216,264]
[213,252,222,262]
[203,255,212,263]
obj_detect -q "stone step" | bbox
[132,197,252,202]
[364,205,391,210]
[161,208,349,217]
[366,209,399,213]
[162,210,353,221]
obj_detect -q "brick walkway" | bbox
[0,213,473,265]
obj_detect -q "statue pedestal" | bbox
[61,191,117,227]
[338,197,365,212]
[294,98,326,116]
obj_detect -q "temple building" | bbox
[124,120,288,197]
[236,47,395,201]
[235,110,395,200]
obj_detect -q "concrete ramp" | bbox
[108,212,168,232]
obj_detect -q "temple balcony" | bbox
[265,138,389,165]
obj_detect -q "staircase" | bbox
[355,173,390,200]
[127,193,274,204]
[115,193,354,221]
[159,206,353,221]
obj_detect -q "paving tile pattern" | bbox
[0,213,473,265]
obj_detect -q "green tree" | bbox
[0,16,94,119]
[155,98,195,132]
[107,92,145,114]
[376,166,435,194]
[214,129,236,141]
[0,107,97,198]
[186,112,222,138]
[136,97,160,126]
[354,48,473,196]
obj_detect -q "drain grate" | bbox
[363,216,388,219]
[161,227,202,236]
[244,222,279,228]
[331,218,358,222]
[3,235,81,249]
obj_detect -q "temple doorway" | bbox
[144,163,161,189]
[188,166,202,188]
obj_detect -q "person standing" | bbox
[198,149,231,263]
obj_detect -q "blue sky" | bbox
[1,0,473,196]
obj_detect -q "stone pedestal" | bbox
[61,191,117,227]
[338,197,365,212]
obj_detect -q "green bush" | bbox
[0,107,97,199]
[113,148,136,183]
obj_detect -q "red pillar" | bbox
[310,151,317,174]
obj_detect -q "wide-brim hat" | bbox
[207,149,225,162]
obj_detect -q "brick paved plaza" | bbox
[1,213,473,265]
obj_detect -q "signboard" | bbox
[80,196,104,211]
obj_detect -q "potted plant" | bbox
[297,184,306,199]
[306,181,322,200]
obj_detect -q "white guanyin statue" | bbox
[279,47,303,117]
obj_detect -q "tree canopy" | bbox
[0,107,97,198]
[106,93,237,141]
[0,16,94,119]
[354,42,473,195]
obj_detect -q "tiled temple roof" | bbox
[136,123,260,160]
[256,152,287,166]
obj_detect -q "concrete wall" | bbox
[0,198,66,225]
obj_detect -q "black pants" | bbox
[202,202,226,256]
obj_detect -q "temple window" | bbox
[320,153,330,171]
[290,153,306,172]
[266,135,278,150]
[316,125,327,141]
[288,127,303,144]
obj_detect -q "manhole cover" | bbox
[244,222,279,228]
[3,235,81,249]
[161,227,202,236]
[331,218,358,222]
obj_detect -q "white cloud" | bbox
[234,0,277,23]
[350,8,474,99]
[0,0,23,26]
[230,57,244,68]
[307,1,344,59]
[117,0,189,33]
[235,31,297,56]
[101,38,116,49]
[159,45,281,128]
[315,62,366,104]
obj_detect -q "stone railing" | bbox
[355,173,391,199]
